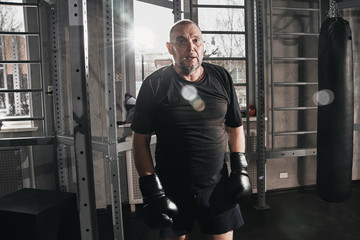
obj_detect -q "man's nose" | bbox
[186,39,196,51]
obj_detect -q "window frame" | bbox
[0,1,46,135]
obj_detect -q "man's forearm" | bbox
[132,132,156,176]
[226,125,246,153]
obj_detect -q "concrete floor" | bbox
[98,181,360,240]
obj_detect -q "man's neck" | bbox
[173,65,204,82]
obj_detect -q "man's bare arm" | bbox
[132,132,156,176]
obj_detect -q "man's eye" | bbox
[193,39,202,45]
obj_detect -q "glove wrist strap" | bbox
[230,152,248,170]
[139,173,165,200]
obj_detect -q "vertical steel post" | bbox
[103,0,124,239]
[173,0,182,22]
[68,0,99,239]
[255,0,269,210]
[50,3,69,192]
[245,0,256,155]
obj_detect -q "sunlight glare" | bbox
[134,26,155,51]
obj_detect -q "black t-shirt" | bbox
[131,62,243,192]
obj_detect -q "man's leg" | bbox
[197,180,243,239]
[166,233,191,240]
[205,230,233,240]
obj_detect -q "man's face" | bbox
[166,23,204,76]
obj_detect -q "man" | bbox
[131,19,252,240]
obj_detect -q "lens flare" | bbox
[313,89,334,106]
[181,85,205,111]
[181,85,197,101]
[191,97,205,112]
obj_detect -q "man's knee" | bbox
[205,230,233,240]
[166,234,191,240]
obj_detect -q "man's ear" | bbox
[166,42,173,55]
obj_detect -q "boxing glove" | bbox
[227,152,252,204]
[139,173,178,229]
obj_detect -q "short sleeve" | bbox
[131,79,156,134]
[224,70,243,128]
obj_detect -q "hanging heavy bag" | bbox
[317,17,354,202]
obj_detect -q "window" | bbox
[190,0,252,112]
[133,0,173,95]
[0,0,44,135]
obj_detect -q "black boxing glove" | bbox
[139,173,178,229]
[227,152,252,204]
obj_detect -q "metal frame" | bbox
[103,0,124,239]
[0,1,47,135]
[268,0,321,154]
[255,0,268,210]
[49,3,70,192]
[173,0,182,22]
[67,1,99,239]
[245,0,256,155]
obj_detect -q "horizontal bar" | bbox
[193,4,244,9]
[0,2,38,6]
[274,82,318,86]
[0,117,44,121]
[57,136,109,152]
[267,148,317,158]
[137,0,172,9]
[274,107,317,111]
[202,30,245,35]
[0,60,41,64]
[274,57,318,61]
[272,6,320,11]
[0,31,40,36]
[0,137,54,147]
[234,83,247,87]
[92,141,107,152]
[117,135,157,152]
[273,32,319,36]
[274,130,317,136]
[338,1,360,9]
[203,57,246,61]
[56,135,73,145]
[0,88,42,93]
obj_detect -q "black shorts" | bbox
[160,179,244,238]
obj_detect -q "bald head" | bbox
[169,19,202,42]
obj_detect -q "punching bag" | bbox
[317,16,354,202]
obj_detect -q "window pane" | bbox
[134,1,173,95]
[197,0,244,6]
[198,8,245,32]
[0,91,42,118]
[135,53,172,83]
[204,59,246,84]
[235,86,246,108]
[0,35,40,61]
[0,4,39,33]
[1,35,40,61]
[0,63,41,89]
[203,34,245,58]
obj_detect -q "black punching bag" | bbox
[317,17,354,202]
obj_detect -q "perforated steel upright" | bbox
[68,0,99,239]
[173,0,182,21]
[255,0,269,210]
[103,0,124,239]
[50,3,70,193]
